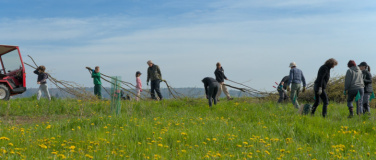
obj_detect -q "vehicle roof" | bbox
[0,45,18,56]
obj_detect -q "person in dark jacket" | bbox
[359,62,373,114]
[147,60,163,100]
[34,65,51,101]
[311,58,338,117]
[202,77,220,107]
[277,76,289,103]
[215,62,233,100]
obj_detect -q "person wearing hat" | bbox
[147,60,163,100]
[287,62,306,109]
[358,62,373,114]
[277,75,289,103]
[345,60,365,118]
[311,58,338,117]
[135,71,143,101]
[202,77,220,107]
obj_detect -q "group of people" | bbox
[277,58,373,118]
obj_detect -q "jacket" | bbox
[362,70,373,93]
[91,70,102,85]
[287,68,306,87]
[344,66,364,91]
[34,70,48,84]
[202,77,218,95]
[314,64,331,89]
[214,67,227,83]
[136,77,142,89]
[279,76,289,90]
[147,64,162,82]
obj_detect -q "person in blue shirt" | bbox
[287,62,306,109]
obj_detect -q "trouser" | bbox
[216,83,231,100]
[150,80,163,100]
[311,84,329,117]
[208,83,220,107]
[135,88,141,101]
[347,89,364,115]
[37,84,51,100]
[94,84,102,99]
[277,89,288,103]
[290,83,301,109]
[363,92,371,113]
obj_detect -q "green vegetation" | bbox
[0,98,375,159]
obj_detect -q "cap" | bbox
[289,62,297,68]
[358,62,368,67]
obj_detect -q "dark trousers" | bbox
[363,93,371,113]
[277,89,288,103]
[208,83,219,107]
[94,84,102,99]
[311,85,329,117]
[150,80,163,100]
[347,88,364,115]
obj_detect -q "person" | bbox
[358,62,373,114]
[202,77,220,107]
[146,60,163,100]
[344,60,365,118]
[277,76,289,103]
[34,65,51,101]
[86,66,102,99]
[135,71,143,101]
[215,62,233,101]
[311,58,338,117]
[287,62,306,109]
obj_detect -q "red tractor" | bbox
[0,45,27,100]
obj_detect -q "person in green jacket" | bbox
[86,66,102,99]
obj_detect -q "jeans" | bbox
[363,92,371,113]
[94,84,102,99]
[277,89,288,103]
[347,88,364,115]
[37,84,51,100]
[150,80,163,100]
[290,83,301,109]
[311,84,329,117]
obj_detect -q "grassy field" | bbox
[0,97,376,159]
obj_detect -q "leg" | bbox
[363,93,371,113]
[154,80,163,100]
[295,84,301,108]
[356,89,364,115]
[283,90,288,101]
[216,83,223,100]
[321,89,329,117]
[42,84,51,100]
[136,89,141,101]
[207,85,215,107]
[150,81,156,99]
[311,85,321,115]
[221,84,231,99]
[98,86,102,99]
[347,90,357,117]
[213,85,219,105]
[277,89,284,103]
[37,85,43,100]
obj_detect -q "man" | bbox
[215,62,233,100]
[34,65,51,101]
[287,62,306,109]
[277,75,289,103]
[86,66,102,99]
[202,77,220,107]
[147,60,163,100]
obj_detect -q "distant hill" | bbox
[12,87,254,99]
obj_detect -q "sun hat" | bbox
[289,62,297,68]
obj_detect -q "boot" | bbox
[348,107,354,118]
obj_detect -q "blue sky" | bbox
[1,0,376,91]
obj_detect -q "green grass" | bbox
[0,98,375,159]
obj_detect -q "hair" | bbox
[147,60,153,64]
[216,62,221,67]
[95,66,100,69]
[38,65,46,73]
[368,66,371,72]
[347,60,356,68]
[136,72,141,77]
[324,58,338,68]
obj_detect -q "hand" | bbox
[302,87,306,93]
[343,90,347,95]
[287,86,290,92]
[225,79,228,80]
[221,82,224,85]
[206,95,208,99]
[147,82,149,86]
[140,89,143,92]
[317,87,322,95]
[37,82,40,84]
[86,67,91,70]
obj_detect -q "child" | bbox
[34,65,51,101]
[86,66,102,99]
[136,71,142,101]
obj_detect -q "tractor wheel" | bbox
[0,84,10,100]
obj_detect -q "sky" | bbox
[1,0,376,91]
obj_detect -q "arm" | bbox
[364,72,372,84]
[39,74,48,83]
[157,66,162,80]
[287,69,293,86]
[147,69,150,82]
[204,82,208,96]
[301,70,306,87]
[222,68,228,80]
[344,70,351,90]
[34,70,39,75]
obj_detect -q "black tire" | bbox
[0,84,10,100]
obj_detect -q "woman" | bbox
[135,71,143,101]
[344,60,365,118]
[311,58,338,117]
[358,62,373,114]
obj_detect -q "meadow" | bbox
[0,97,375,159]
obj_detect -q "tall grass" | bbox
[0,98,375,159]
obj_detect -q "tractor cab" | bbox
[0,45,27,100]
